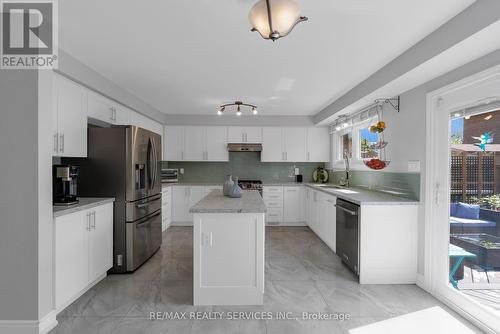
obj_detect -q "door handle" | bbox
[335,204,358,216]
[53,133,58,153]
[86,212,91,231]
[59,134,64,153]
[307,152,310,161]
[91,211,96,229]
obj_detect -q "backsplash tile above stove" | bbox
[163,152,323,184]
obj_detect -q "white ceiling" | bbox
[59,0,475,116]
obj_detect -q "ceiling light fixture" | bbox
[249,0,308,41]
[217,101,258,116]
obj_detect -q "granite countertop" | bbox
[189,190,267,214]
[304,183,418,206]
[53,198,115,218]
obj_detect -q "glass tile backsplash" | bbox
[163,152,324,183]
[329,169,420,200]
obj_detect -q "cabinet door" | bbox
[54,210,89,309]
[261,127,283,162]
[310,190,319,234]
[307,128,330,162]
[87,92,115,124]
[88,203,113,283]
[318,193,329,243]
[184,127,205,161]
[54,74,87,157]
[227,127,245,143]
[164,126,184,161]
[130,111,163,135]
[326,195,337,252]
[172,186,188,222]
[206,127,228,161]
[283,128,307,162]
[304,188,311,226]
[283,187,302,223]
[244,127,262,143]
[114,105,130,125]
[187,186,206,220]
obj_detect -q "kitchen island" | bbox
[189,190,266,305]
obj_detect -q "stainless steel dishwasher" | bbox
[336,198,360,276]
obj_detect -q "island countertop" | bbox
[189,190,267,214]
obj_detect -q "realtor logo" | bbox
[1,0,58,69]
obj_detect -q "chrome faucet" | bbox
[340,150,350,188]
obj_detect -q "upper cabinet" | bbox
[52,72,164,158]
[52,74,87,157]
[227,127,262,143]
[261,127,284,162]
[163,126,228,162]
[306,128,330,162]
[283,128,307,162]
[87,91,129,125]
[129,112,163,135]
[164,126,185,161]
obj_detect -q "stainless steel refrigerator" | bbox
[66,125,162,273]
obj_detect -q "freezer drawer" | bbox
[126,209,162,271]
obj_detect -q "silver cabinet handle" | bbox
[181,151,184,160]
[113,108,117,121]
[86,212,91,231]
[59,134,64,153]
[307,152,310,161]
[92,211,96,229]
[335,204,358,216]
[53,133,58,153]
[109,107,114,121]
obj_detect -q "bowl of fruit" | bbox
[363,158,390,170]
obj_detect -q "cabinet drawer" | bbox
[264,200,283,208]
[263,186,283,193]
[266,208,283,222]
[263,192,283,201]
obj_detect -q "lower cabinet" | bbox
[162,186,172,231]
[54,202,113,311]
[171,186,221,225]
[305,188,336,253]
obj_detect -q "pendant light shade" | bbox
[249,0,308,41]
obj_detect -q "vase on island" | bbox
[228,176,242,198]
[223,175,234,196]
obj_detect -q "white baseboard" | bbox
[0,310,58,334]
[416,273,427,290]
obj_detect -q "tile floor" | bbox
[50,226,482,334]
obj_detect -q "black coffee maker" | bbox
[53,165,79,206]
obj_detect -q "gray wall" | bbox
[0,70,40,320]
[400,48,500,274]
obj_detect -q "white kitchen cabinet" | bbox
[54,202,113,311]
[205,126,228,161]
[318,192,336,251]
[54,210,89,310]
[187,186,206,220]
[228,127,262,143]
[87,91,129,125]
[162,186,172,231]
[88,203,114,283]
[261,127,284,162]
[184,127,206,161]
[307,128,330,162]
[283,128,307,162]
[171,186,206,225]
[129,111,163,135]
[52,73,87,157]
[172,186,189,223]
[283,186,304,224]
[164,126,185,161]
[309,189,319,234]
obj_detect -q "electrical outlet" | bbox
[180,168,184,174]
